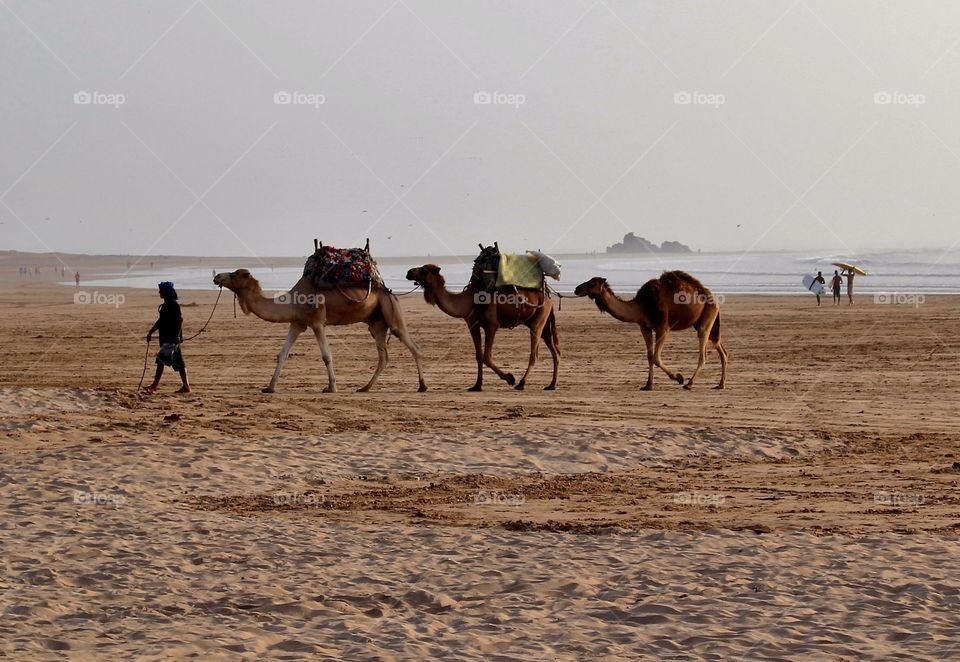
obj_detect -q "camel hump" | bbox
[660,270,708,293]
[636,279,667,328]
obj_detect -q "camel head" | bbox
[406,264,446,307]
[213,269,261,293]
[574,276,608,299]
[406,264,445,290]
[213,269,262,314]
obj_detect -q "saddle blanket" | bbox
[495,252,545,289]
[303,246,383,288]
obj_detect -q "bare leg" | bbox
[144,365,163,394]
[312,324,336,393]
[468,323,483,391]
[653,329,684,385]
[640,327,655,390]
[359,321,388,392]
[264,324,304,393]
[176,367,191,393]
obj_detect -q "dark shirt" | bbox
[158,301,182,345]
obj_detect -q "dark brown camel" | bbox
[574,271,728,390]
[405,264,559,390]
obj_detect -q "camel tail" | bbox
[545,306,560,354]
[710,311,721,343]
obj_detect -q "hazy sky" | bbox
[3,0,960,258]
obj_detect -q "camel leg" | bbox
[312,324,337,393]
[264,323,305,393]
[358,320,389,393]
[653,329,684,385]
[713,340,728,389]
[685,324,712,390]
[468,323,484,391]
[482,325,515,386]
[516,314,549,390]
[541,318,559,391]
[393,326,428,393]
[640,327,655,390]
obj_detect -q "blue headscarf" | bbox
[158,281,178,301]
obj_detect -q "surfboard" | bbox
[803,274,825,295]
[833,261,867,276]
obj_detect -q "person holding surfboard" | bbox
[830,270,843,306]
[833,262,866,305]
[813,271,826,306]
[842,269,855,305]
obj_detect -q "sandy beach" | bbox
[1,254,959,660]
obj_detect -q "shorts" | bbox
[156,343,185,371]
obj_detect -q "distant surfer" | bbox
[144,281,191,394]
[842,269,855,305]
[813,271,826,306]
[830,270,843,306]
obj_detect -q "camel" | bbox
[212,269,427,393]
[574,271,728,390]
[405,264,559,391]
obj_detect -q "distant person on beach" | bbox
[830,270,843,306]
[144,281,191,394]
[74,272,80,287]
[842,269,855,305]
[814,271,826,306]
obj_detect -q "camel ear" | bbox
[429,265,441,275]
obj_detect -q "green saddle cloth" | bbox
[495,253,544,289]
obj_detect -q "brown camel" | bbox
[405,264,559,391]
[213,269,426,393]
[574,271,728,390]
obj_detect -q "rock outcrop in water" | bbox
[606,233,694,254]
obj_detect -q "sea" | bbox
[77,249,960,296]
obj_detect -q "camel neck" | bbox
[598,287,642,323]
[238,288,296,323]
[426,281,474,319]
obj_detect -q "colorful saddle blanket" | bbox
[303,245,383,288]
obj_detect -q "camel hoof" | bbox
[504,373,516,386]
[675,374,685,384]
[357,386,370,393]
[418,383,428,393]
[515,381,525,391]
[683,383,693,390]
[713,384,725,390]
[543,384,556,391]
[261,386,275,394]
[323,386,337,393]
[467,385,482,392]
[640,384,653,391]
